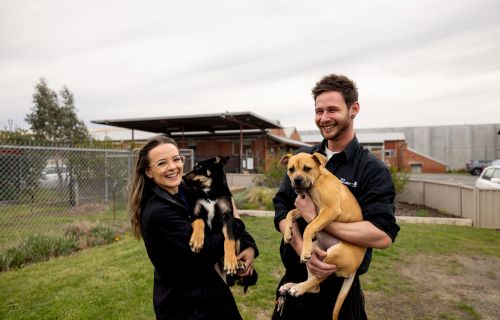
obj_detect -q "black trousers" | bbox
[271,275,368,320]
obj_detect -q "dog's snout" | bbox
[293,176,303,186]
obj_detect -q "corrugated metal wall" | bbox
[399,179,500,228]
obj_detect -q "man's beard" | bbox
[319,117,351,141]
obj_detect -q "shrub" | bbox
[0,221,119,272]
[254,157,286,188]
[64,221,116,249]
[88,224,115,246]
[389,166,409,199]
[0,234,77,271]
[234,187,276,210]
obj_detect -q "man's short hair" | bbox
[311,74,359,108]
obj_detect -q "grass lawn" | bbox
[1,218,499,320]
[0,206,128,251]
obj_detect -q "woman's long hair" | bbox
[129,135,178,239]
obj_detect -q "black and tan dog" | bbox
[279,152,366,320]
[183,155,257,292]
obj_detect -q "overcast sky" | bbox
[1,0,499,133]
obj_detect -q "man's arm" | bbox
[294,194,393,249]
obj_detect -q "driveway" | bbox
[410,173,477,186]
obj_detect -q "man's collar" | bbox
[319,135,359,162]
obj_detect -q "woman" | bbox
[129,135,258,320]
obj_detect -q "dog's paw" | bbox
[224,254,239,275]
[300,253,311,263]
[289,283,309,297]
[283,234,292,244]
[283,227,293,244]
[278,282,296,295]
[189,233,204,253]
[288,286,301,297]
[236,260,246,273]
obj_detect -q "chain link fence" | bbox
[0,144,196,250]
[0,144,134,250]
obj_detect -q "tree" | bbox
[25,78,90,144]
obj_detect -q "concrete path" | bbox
[239,210,472,226]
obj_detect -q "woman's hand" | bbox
[306,245,337,278]
[294,193,317,223]
[236,247,255,277]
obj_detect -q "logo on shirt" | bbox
[340,178,358,188]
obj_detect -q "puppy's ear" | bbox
[215,155,228,165]
[279,154,292,166]
[312,152,327,167]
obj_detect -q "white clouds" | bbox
[1,0,499,131]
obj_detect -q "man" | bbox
[272,74,400,319]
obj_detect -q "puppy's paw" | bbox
[288,287,298,296]
[189,233,204,253]
[283,232,292,244]
[278,282,296,295]
[224,253,239,275]
[300,253,311,263]
[288,282,308,297]
[236,260,246,273]
[190,220,205,253]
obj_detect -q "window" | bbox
[410,163,422,173]
[482,168,494,180]
[384,150,395,157]
[493,169,500,179]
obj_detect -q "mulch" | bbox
[395,202,459,218]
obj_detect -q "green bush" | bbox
[0,234,77,271]
[234,187,276,210]
[64,221,117,249]
[254,156,286,188]
[0,221,119,272]
[389,166,409,197]
[89,224,116,246]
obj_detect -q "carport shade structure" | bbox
[91,112,282,172]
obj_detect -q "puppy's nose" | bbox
[293,177,303,186]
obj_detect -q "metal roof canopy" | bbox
[91,112,282,134]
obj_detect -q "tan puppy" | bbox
[279,152,367,320]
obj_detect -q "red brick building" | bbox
[92,112,309,173]
[301,130,448,173]
[383,140,447,173]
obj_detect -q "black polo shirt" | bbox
[273,136,399,278]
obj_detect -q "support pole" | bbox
[239,124,243,173]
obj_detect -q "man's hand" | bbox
[294,193,317,223]
[306,245,337,278]
[236,247,255,277]
[232,198,240,219]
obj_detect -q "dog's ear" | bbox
[279,154,292,166]
[312,152,327,167]
[215,155,229,165]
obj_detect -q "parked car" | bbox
[39,165,69,188]
[489,159,500,166]
[465,160,490,175]
[475,165,500,189]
